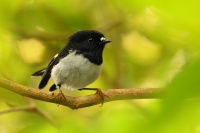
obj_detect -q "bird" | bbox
[32,30,111,104]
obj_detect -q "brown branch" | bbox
[0,77,163,109]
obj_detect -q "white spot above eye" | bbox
[100,37,106,41]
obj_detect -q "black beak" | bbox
[104,40,111,44]
[101,39,111,45]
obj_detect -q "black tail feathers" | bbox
[32,67,50,89]
[31,68,46,76]
[49,84,57,91]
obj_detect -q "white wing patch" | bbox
[54,54,58,59]
[49,53,58,66]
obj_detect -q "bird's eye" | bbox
[88,38,94,43]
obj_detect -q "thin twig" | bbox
[0,97,58,127]
[0,105,35,115]
[0,77,163,109]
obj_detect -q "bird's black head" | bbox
[67,30,111,65]
[68,30,111,51]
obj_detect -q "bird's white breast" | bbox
[51,51,103,89]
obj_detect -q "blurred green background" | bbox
[1,0,200,133]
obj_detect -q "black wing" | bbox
[38,54,59,89]
[38,46,71,89]
[32,44,70,89]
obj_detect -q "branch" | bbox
[0,97,58,127]
[0,105,34,115]
[0,77,163,109]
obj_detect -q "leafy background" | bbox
[1,0,200,133]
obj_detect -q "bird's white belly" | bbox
[51,52,103,89]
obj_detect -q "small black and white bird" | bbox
[32,30,111,102]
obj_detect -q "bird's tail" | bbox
[31,68,46,77]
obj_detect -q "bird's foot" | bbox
[53,88,66,106]
[95,88,109,106]
[78,88,109,106]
